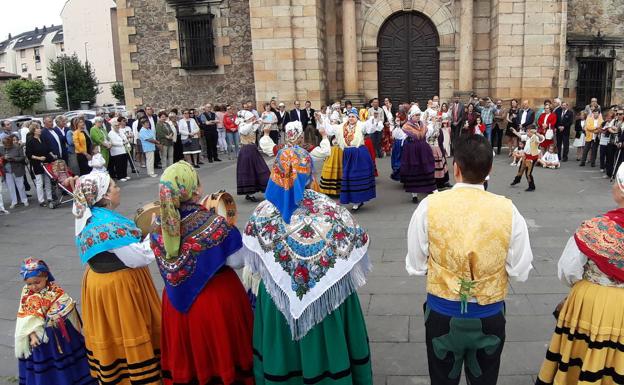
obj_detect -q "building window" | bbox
[60,43,65,52]
[20,50,26,58]
[21,63,27,72]
[177,13,217,70]
[36,76,43,81]
[576,58,613,109]
[34,48,41,63]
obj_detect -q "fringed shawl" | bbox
[575,208,624,282]
[243,189,371,340]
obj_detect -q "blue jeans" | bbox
[226,131,240,156]
[485,123,493,141]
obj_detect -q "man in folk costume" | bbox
[406,135,533,385]
[243,145,373,385]
[236,106,270,202]
[318,111,376,211]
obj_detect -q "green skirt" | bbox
[253,282,373,385]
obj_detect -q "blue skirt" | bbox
[400,138,436,193]
[18,320,96,385]
[340,146,376,204]
[390,140,403,181]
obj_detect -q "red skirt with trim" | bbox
[161,267,254,385]
[364,137,378,177]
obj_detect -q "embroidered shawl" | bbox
[243,189,371,340]
[15,283,79,359]
[150,202,243,313]
[75,207,142,264]
[575,208,624,282]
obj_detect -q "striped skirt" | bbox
[319,146,343,196]
[237,144,270,195]
[81,267,162,385]
[400,138,436,193]
[536,279,624,385]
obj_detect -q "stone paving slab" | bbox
[0,152,615,384]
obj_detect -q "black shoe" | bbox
[526,181,535,191]
[510,176,521,186]
[193,164,200,169]
[562,158,568,162]
[245,195,258,202]
[352,203,364,211]
[579,162,585,166]
[214,158,222,162]
[155,165,162,169]
[198,161,205,165]
[591,164,595,167]
[208,159,214,163]
[412,196,419,204]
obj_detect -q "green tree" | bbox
[48,54,99,110]
[111,82,125,104]
[3,78,45,114]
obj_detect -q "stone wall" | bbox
[117,0,255,110]
[565,0,624,107]
[0,80,20,117]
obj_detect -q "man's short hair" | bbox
[453,135,493,184]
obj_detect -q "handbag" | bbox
[545,128,554,140]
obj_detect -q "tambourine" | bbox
[134,201,160,236]
[201,190,237,226]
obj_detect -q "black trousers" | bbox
[203,129,219,161]
[491,124,503,153]
[451,123,462,154]
[173,136,184,162]
[605,143,618,177]
[109,154,128,180]
[155,147,161,167]
[556,128,570,160]
[77,154,92,176]
[599,144,608,170]
[580,140,598,166]
[425,305,505,385]
[269,130,280,145]
[371,131,382,157]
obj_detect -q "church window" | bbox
[177,12,217,70]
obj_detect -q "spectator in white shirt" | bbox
[538,144,561,169]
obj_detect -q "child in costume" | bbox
[15,258,95,385]
[510,126,544,191]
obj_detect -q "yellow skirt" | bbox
[537,279,624,385]
[319,146,343,196]
[82,266,162,385]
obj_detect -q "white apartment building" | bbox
[61,0,122,106]
[0,25,65,111]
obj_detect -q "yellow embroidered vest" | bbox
[426,187,513,305]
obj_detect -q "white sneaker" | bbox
[510,162,516,166]
[23,201,29,207]
[149,174,158,178]
[125,176,131,180]
[120,178,128,182]
[9,203,17,209]
[0,209,8,215]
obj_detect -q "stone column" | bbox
[458,0,474,93]
[342,0,359,98]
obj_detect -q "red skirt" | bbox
[364,137,378,177]
[161,267,254,385]
[382,125,393,154]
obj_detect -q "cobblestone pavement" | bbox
[0,152,613,384]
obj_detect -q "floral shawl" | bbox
[150,202,243,313]
[15,282,79,359]
[575,208,624,282]
[243,189,370,340]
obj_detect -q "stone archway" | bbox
[359,0,456,102]
[377,11,439,105]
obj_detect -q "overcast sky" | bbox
[1,0,66,41]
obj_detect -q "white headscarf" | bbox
[408,105,422,120]
[285,121,303,144]
[72,173,111,235]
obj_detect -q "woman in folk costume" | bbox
[400,107,437,203]
[536,165,624,385]
[381,98,395,157]
[243,145,373,385]
[15,258,96,385]
[319,111,376,211]
[390,110,408,181]
[426,117,451,189]
[73,173,161,385]
[318,112,344,197]
[236,107,270,202]
[150,161,254,385]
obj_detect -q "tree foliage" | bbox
[111,82,125,104]
[3,78,45,114]
[48,54,99,110]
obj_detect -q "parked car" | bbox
[2,115,43,132]
[63,110,97,124]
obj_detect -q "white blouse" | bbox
[110,237,155,268]
[178,119,200,140]
[108,129,129,157]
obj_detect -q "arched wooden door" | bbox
[378,11,439,106]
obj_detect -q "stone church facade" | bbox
[115,0,624,110]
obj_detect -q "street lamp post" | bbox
[62,55,70,111]
[84,42,88,63]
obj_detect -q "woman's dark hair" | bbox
[453,135,493,184]
[117,116,126,123]
[158,110,168,118]
[170,108,179,115]
[70,117,84,131]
